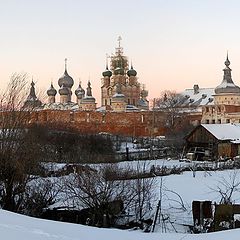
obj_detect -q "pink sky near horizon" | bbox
[1,0,240,106]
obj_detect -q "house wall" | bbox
[186,125,217,145]
[218,143,232,158]
[186,125,240,159]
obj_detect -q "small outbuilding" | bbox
[185,123,240,160]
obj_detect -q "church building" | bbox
[26,37,149,112]
[202,54,240,124]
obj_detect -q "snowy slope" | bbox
[1,209,240,240]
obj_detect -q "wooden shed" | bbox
[185,123,240,160]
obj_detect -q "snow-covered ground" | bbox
[41,161,240,233]
[1,209,240,240]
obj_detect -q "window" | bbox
[226,119,230,123]
[212,119,215,124]
[218,119,221,124]
[70,112,74,122]
[105,99,107,106]
[102,114,105,123]
[206,119,209,124]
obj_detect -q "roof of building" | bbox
[42,102,78,111]
[202,123,240,141]
[180,86,215,107]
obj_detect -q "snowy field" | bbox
[1,209,240,240]
[8,160,240,238]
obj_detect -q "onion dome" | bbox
[140,89,148,98]
[102,65,112,78]
[58,59,74,88]
[59,85,69,95]
[127,64,137,77]
[215,54,240,94]
[75,82,85,97]
[114,67,124,75]
[47,83,57,96]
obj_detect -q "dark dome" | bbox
[127,66,137,77]
[102,68,112,78]
[47,83,57,96]
[58,70,74,88]
[75,83,85,96]
[114,67,124,75]
[59,85,69,95]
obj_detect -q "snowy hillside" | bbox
[1,209,240,240]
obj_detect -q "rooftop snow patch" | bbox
[202,123,240,141]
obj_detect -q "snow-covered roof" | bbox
[202,123,240,141]
[180,86,215,107]
[126,105,139,111]
[96,106,107,112]
[41,102,79,111]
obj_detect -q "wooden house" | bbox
[185,124,240,160]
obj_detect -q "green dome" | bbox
[102,67,112,77]
[127,66,137,77]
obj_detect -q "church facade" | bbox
[22,38,159,137]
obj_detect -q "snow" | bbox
[181,87,215,106]
[202,123,240,140]
[2,208,240,240]
[42,102,78,110]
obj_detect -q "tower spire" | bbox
[215,53,240,94]
[117,36,122,48]
[225,51,230,67]
[87,80,92,96]
[106,54,109,70]
[115,36,123,55]
[64,58,67,71]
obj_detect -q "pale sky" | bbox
[1,0,240,105]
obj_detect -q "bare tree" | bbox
[155,90,185,132]
[0,73,42,211]
[154,90,194,156]
[130,161,157,223]
[210,170,240,204]
[62,164,131,226]
[23,178,61,217]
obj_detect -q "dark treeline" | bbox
[27,124,116,164]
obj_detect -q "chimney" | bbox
[193,84,199,94]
